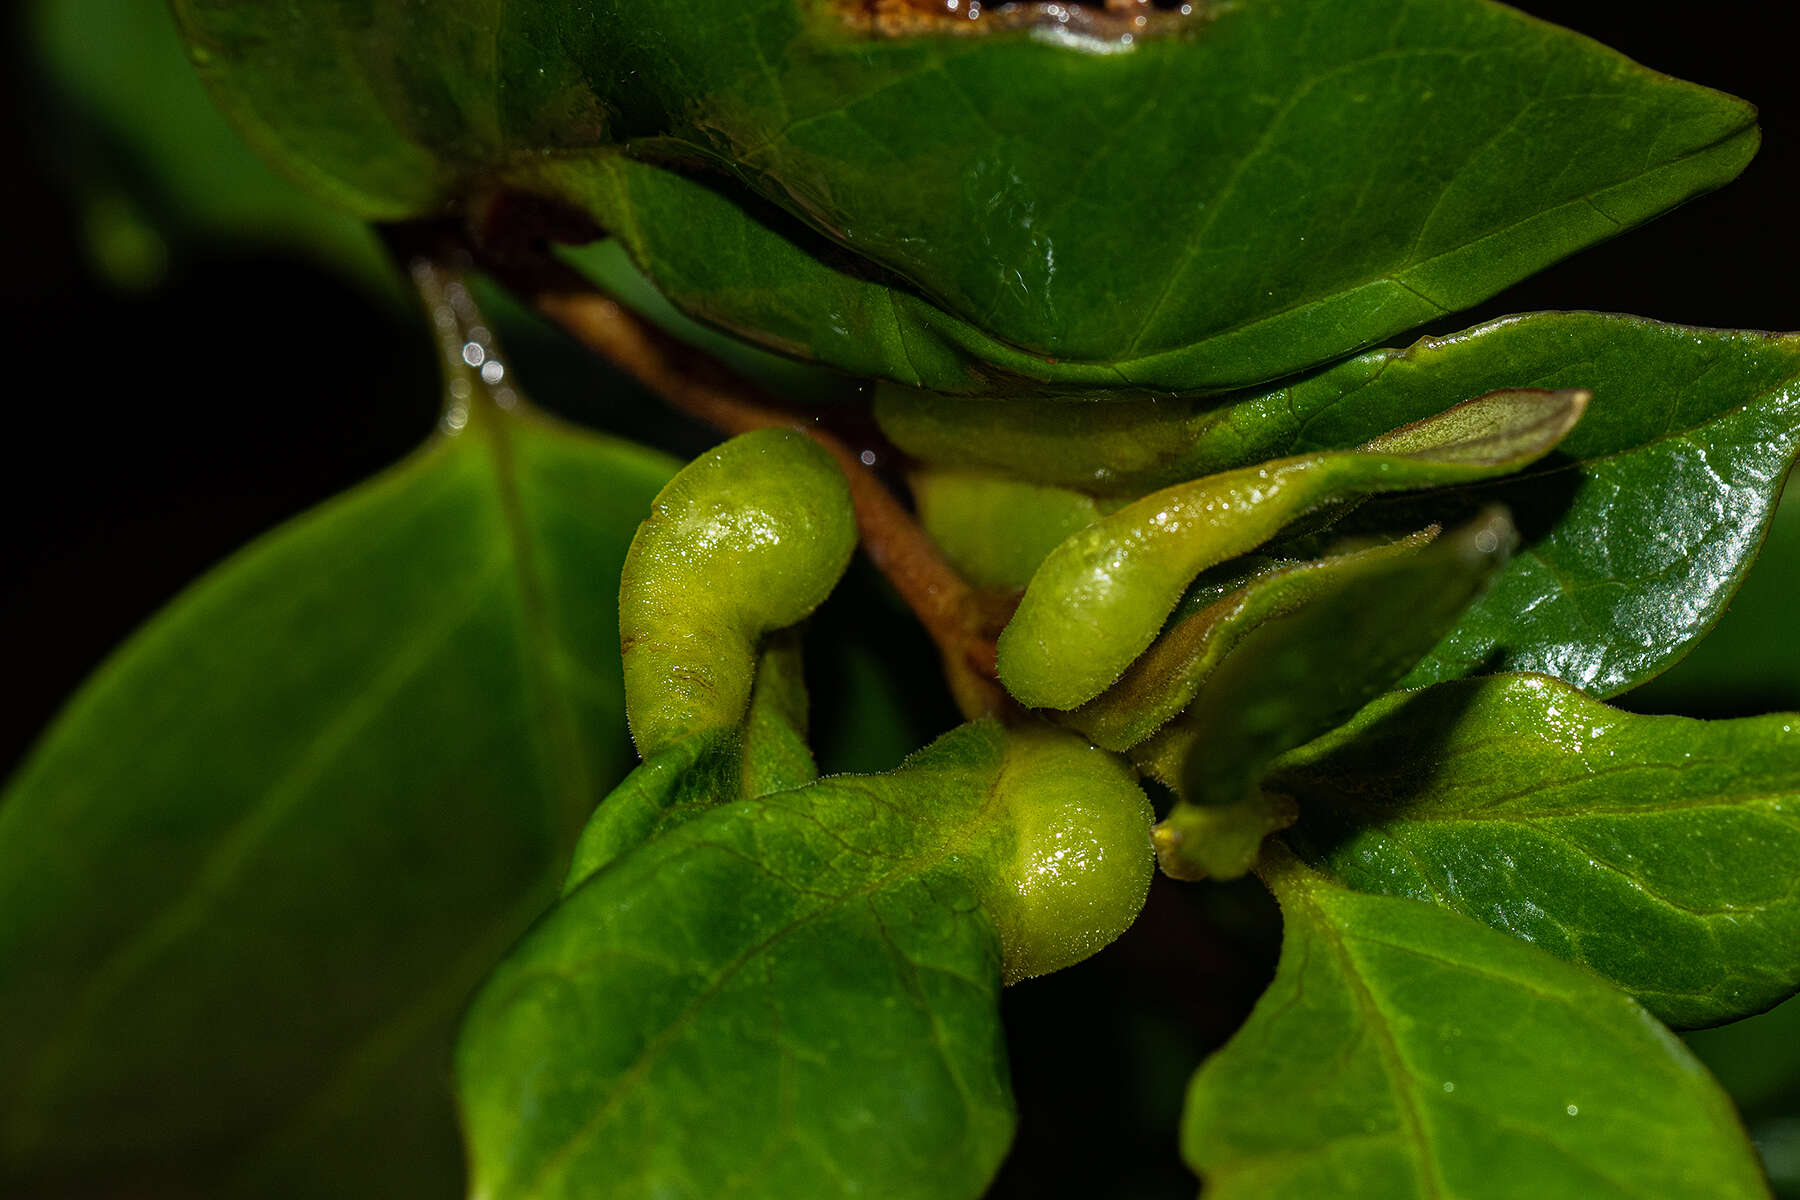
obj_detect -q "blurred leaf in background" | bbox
[31,0,389,295]
[1688,998,1800,1197]
[0,407,672,1195]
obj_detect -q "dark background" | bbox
[2,5,1797,1196]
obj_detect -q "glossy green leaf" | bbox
[1624,485,1800,717]
[456,722,1153,1200]
[903,313,1800,697]
[175,0,1753,391]
[998,388,1583,710]
[0,402,671,1196]
[1182,849,1768,1199]
[1197,314,1800,696]
[1142,512,1515,881]
[1276,673,1800,1028]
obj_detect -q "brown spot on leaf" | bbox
[848,0,1208,40]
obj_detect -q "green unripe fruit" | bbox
[619,428,856,759]
[978,727,1155,984]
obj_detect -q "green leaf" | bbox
[1140,512,1516,881]
[997,388,1584,710]
[1625,487,1800,717]
[0,406,671,1196]
[456,722,1154,1200]
[1182,849,1768,1199]
[735,629,820,799]
[562,730,739,895]
[560,240,858,408]
[1275,673,1800,1028]
[898,314,1800,697]
[174,0,1754,391]
[1069,529,1438,752]
[1228,316,1800,697]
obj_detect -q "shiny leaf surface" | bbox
[1182,850,1768,1198]
[0,408,671,1197]
[1141,512,1515,880]
[1183,314,1800,695]
[1277,673,1800,1028]
[902,314,1800,697]
[456,722,1153,1200]
[174,0,1755,391]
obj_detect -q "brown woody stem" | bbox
[501,253,1012,721]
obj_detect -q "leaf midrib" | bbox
[473,409,597,839]
[1299,902,1447,1200]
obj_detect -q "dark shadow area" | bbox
[989,872,1282,1200]
[0,249,441,774]
[1268,678,1492,865]
[806,560,966,776]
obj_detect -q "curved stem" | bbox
[491,251,1013,721]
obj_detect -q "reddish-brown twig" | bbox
[510,260,1012,720]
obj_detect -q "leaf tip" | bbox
[1361,386,1591,470]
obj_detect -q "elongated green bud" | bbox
[997,388,1586,710]
[620,429,856,758]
